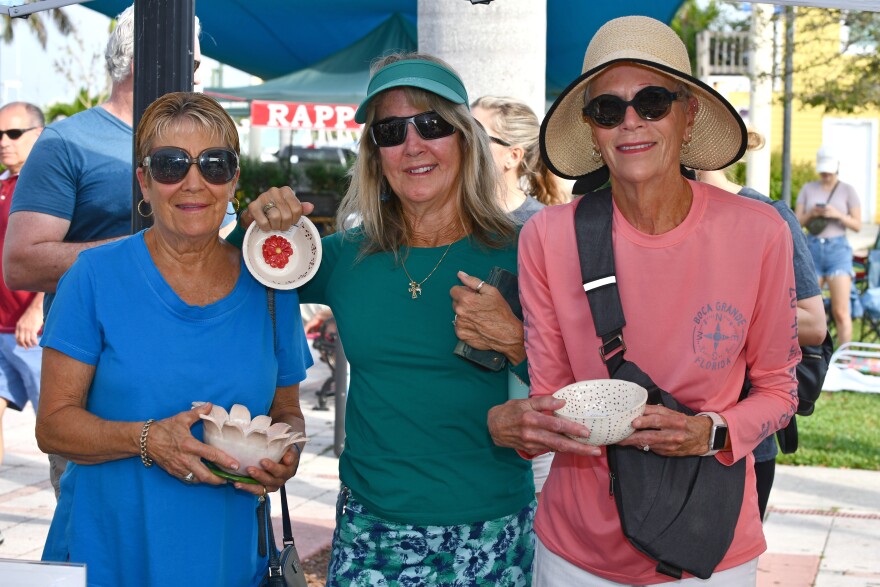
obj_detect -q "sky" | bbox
[0,3,252,109]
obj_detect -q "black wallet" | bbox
[453,266,522,371]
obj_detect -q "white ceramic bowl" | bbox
[552,379,648,446]
[196,403,307,474]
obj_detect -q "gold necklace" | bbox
[401,242,454,299]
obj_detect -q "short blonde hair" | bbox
[136,92,239,167]
[337,52,515,258]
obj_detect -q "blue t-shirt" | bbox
[40,232,312,587]
[11,106,236,316]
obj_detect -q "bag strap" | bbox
[824,181,839,205]
[573,190,666,405]
[267,287,297,548]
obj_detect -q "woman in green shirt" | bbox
[239,53,536,585]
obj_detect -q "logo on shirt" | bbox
[692,302,747,370]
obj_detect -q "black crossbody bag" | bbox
[573,190,745,580]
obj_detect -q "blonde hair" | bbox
[136,92,239,168]
[337,52,515,258]
[471,95,567,206]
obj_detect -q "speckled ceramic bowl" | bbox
[552,380,648,446]
[195,403,307,474]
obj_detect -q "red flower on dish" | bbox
[262,235,294,269]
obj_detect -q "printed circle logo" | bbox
[692,302,747,371]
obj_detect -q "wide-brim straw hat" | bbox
[541,15,747,182]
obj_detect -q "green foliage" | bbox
[777,391,880,470]
[235,158,350,210]
[672,0,724,73]
[728,151,817,203]
[44,88,106,123]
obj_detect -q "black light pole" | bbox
[131,0,196,233]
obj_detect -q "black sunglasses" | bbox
[488,135,512,147]
[370,111,456,147]
[142,147,238,185]
[582,86,682,129]
[0,127,39,140]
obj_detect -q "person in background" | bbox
[36,92,311,586]
[2,4,231,498]
[237,52,536,585]
[467,95,569,497]
[488,16,799,584]
[0,102,44,547]
[796,145,861,344]
[471,95,568,220]
[698,129,826,521]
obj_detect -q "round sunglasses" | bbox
[582,86,682,129]
[142,147,239,185]
[370,111,456,148]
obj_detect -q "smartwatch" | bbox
[697,412,728,456]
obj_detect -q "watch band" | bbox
[697,411,727,456]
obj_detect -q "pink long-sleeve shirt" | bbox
[519,180,800,584]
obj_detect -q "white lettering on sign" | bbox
[251,100,363,130]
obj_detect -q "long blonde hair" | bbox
[471,95,567,206]
[337,52,515,259]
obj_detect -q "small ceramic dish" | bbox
[196,403,308,475]
[242,216,322,290]
[552,379,648,446]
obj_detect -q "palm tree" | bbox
[2,4,74,49]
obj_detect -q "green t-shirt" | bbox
[299,229,533,525]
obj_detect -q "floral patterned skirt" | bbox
[326,487,536,586]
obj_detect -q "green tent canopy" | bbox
[205,13,416,105]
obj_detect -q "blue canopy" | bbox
[85,0,682,98]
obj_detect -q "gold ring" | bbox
[262,486,268,498]
[262,202,277,215]
[475,280,485,293]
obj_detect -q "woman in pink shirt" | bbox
[488,16,799,586]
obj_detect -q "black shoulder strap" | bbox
[573,190,665,405]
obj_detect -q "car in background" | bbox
[275,145,356,167]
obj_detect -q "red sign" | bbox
[250,100,360,130]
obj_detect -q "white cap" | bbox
[816,145,839,174]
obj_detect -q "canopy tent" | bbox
[205,13,416,105]
[83,0,682,100]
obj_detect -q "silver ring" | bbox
[475,280,485,293]
[182,472,195,483]
[642,445,650,452]
[262,201,277,215]
[452,314,458,325]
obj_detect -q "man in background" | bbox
[0,101,44,545]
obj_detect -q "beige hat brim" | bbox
[541,58,747,180]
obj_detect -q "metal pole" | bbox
[333,336,347,457]
[782,6,795,208]
[131,0,196,233]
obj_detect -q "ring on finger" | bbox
[262,486,268,498]
[262,201,277,215]
[642,445,650,452]
[452,314,457,325]
[182,472,196,483]
[475,280,485,293]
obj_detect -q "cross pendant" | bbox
[408,281,422,299]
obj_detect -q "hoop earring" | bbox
[227,198,240,215]
[591,145,603,163]
[681,137,692,155]
[137,199,153,218]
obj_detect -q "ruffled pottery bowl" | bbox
[552,379,648,446]
[196,403,307,474]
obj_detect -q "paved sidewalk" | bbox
[2,345,880,585]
